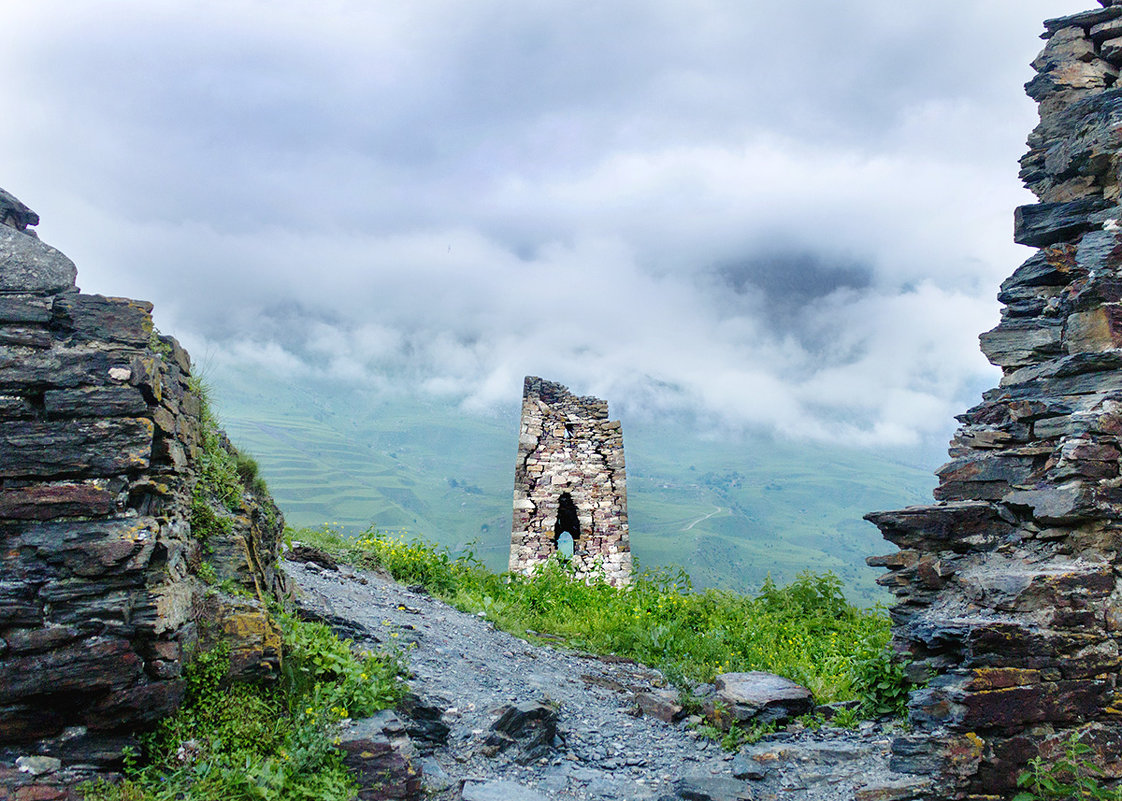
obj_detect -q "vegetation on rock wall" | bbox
[294,525,911,717]
[188,376,248,545]
[81,613,406,801]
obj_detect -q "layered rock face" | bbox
[867,4,1122,797]
[0,189,286,793]
[510,376,631,586]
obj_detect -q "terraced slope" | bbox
[209,366,935,604]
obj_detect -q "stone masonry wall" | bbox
[0,189,286,798]
[510,376,631,586]
[867,4,1122,798]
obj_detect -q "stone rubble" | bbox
[510,376,631,586]
[866,3,1122,796]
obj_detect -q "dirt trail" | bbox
[287,559,910,801]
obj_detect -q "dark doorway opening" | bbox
[555,492,580,556]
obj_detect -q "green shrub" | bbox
[235,452,269,494]
[196,561,218,585]
[849,632,911,718]
[1015,731,1122,801]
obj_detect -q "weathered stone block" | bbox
[961,679,1112,729]
[935,455,1045,500]
[634,689,684,722]
[53,295,153,346]
[1014,198,1112,247]
[0,297,50,324]
[0,347,123,391]
[1044,6,1122,36]
[43,387,148,418]
[85,680,185,730]
[337,711,422,801]
[980,319,1064,367]
[704,672,813,727]
[1065,305,1122,352]
[0,485,114,521]
[0,418,153,478]
[0,228,76,295]
[482,700,558,764]
[0,706,64,745]
[0,638,142,703]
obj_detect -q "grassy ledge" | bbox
[293,525,912,723]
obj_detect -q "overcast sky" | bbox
[0,0,1095,452]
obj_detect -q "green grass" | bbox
[292,525,910,717]
[81,614,406,801]
[207,365,936,605]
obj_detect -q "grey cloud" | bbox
[716,252,873,305]
[0,0,1098,453]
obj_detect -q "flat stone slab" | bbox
[461,779,550,801]
[708,671,814,725]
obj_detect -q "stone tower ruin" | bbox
[510,376,631,585]
[867,4,1122,797]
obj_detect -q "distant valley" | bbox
[209,366,937,605]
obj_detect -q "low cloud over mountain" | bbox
[0,0,1092,449]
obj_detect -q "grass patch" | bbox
[188,376,274,546]
[81,614,406,801]
[292,525,910,716]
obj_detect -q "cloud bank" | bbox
[0,0,1094,449]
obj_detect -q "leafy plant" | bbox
[196,561,218,585]
[1015,731,1122,801]
[829,705,860,729]
[849,633,911,718]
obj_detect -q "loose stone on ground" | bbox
[288,560,915,801]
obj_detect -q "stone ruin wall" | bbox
[866,3,1122,797]
[0,189,287,798]
[510,376,631,586]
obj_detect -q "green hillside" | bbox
[207,366,936,605]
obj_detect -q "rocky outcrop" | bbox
[0,189,288,795]
[510,376,631,586]
[867,5,1122,797]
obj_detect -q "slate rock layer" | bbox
[867,5,1122,796]
[0,189,288,796]
[510,376,631,586]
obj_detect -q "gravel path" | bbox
[286,559,918,801]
